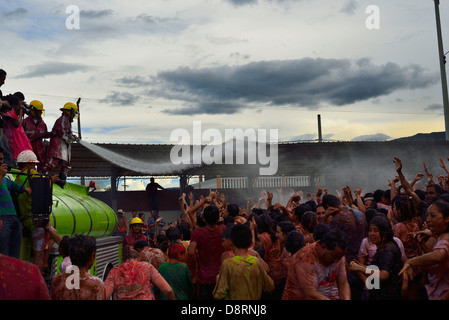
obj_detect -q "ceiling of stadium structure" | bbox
[67,140,449,184]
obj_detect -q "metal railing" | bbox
[219,175,310,189]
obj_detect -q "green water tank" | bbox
[50,182,117,238]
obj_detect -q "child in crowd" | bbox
[59,236,72,273]
[213,224,274,300]
[156,243,193,300]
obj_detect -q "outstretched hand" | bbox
[393,157,402,172]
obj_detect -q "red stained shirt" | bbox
[0,254,50,300]
[104,260,171,300]
[50,270,106,300]
[282,242,347,300]
[190,224,226,284]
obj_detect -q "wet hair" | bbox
[134,240,149,250]
[321,194,341,209]
[4,94,19,108]
[227,203,240,218]
[370,215,395,244]
[415,189,425,201]
[168,243,186,259]
[59,236,71,257]
[294,203,313,222]
[177,220,191,240]
[277,220,295,236]
[196,213,206,227]
[392,194,416,222]
[222,224,234,240]
[157,233,169,252]
[165,226,182,241]
[13,91,25,101]
[203,205,220,225]
[251,208,264,216]
[285,230,305,254]
[301,211,317,233]
[313,223,330,241]
[373,189,385,203]
[304,200,317,212]
[365,208,381,226]
[230,224,252,249]
[319,229,346,251]
[256,213,276,242]
[69,235,96,268]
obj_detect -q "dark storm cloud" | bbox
[116,76,153,88]
[102,91,140,106]
[16,61,92,78]
[141,58,438,115]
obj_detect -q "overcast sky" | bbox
[1,0,448,145]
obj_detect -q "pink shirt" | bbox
[282,242,347,300]
[425,239,449,300]
[358,237,407,264]
[105,260,170,300]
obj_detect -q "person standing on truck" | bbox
[15,149,57,275]
[0,146,32,259]
[43,102,79,188]
[21,100,49,172]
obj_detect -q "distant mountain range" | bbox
[393,131,446,141]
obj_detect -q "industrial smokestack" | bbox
[317,114,323,143]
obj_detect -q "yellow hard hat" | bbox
[29,100,44,112]
[130,217,144,225]
[60,102,78,113]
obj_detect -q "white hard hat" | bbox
[17,150,39,164]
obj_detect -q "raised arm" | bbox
[354,186,366,213]
[393,157,421,210]
[423,161,436,185]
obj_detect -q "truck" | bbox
[16,171,123,283]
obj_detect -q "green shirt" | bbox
[156,262,193,300]
[213,255,274,300]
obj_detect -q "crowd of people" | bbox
[4,151,449,301]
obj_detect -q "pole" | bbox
[434,0,449,140]
[317,114,323,143]
[76,97,82,140]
